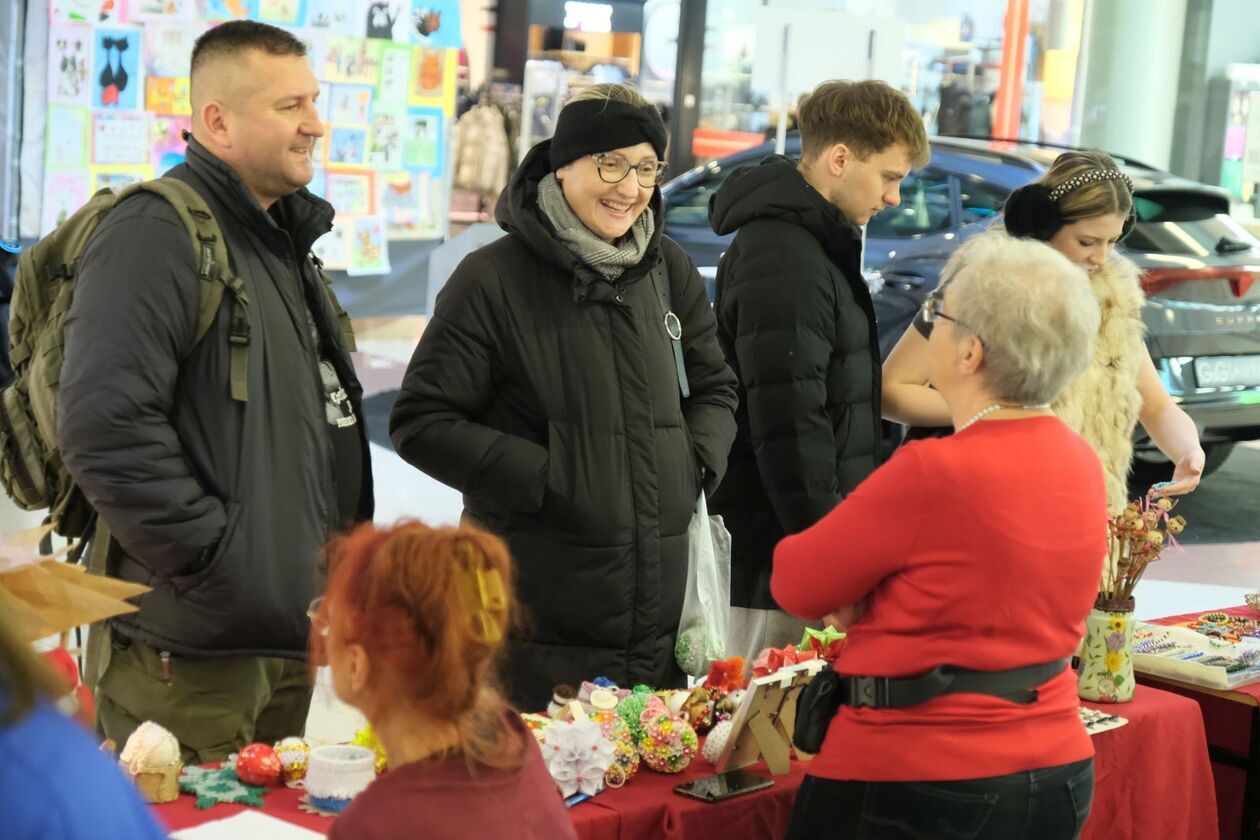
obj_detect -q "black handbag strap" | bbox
[648,261,689,399]
[842,659,1068,710]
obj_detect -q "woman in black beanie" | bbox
[390,84,738,709]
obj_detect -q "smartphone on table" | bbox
[673,768,774,803]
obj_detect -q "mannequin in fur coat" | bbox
[881,151,1204,515]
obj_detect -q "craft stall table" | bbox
[151,685,1217,840]
[1140,604,1260,840]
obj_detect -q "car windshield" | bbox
[1125,191,1260,257]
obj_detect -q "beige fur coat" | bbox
[1052,256,1147,514]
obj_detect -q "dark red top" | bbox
[328,716,576,840]
[772,417,1108,781]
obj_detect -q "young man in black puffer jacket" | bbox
[708,80,929,658]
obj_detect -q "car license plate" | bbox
[1194,355,1260,387]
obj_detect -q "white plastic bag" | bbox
[675,493,732,676]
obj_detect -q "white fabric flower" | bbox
[541,715,616,797]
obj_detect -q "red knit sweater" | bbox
[772,416,1108,781]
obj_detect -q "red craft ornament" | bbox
[704,657,748,694]
[235,743,283,786]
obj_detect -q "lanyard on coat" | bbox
[649,261,690,399]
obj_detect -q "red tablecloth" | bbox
[152,685,1216,839]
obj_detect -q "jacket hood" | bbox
[495,139,664,277]
[708,154,863,262]
[183,137,334,256]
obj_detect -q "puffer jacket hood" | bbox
[495,139,665,281]
[709,154,863,264]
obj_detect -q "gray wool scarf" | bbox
[536,173,654,282]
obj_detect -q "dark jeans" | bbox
[786,758,1094,840]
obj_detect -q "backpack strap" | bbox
[648,260,689,399]
[121,178,251,403]
[310,254,357,353]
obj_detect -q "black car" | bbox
[662,136,1260,481]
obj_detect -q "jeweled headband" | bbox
[1047,169,1134,202]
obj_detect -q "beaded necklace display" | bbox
[956,403,1052,433]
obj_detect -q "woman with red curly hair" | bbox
[318,521,575,840]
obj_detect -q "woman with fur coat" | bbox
[881,151,1205,514]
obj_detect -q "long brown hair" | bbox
[1038,150,1133,224]
[321,521,526,771]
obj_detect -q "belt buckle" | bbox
[847,676,890,709]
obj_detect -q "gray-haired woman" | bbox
[775,233,1107,840]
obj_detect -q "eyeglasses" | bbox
[590,153,668,188]
[307,596,329,638]
[922,289,979,338]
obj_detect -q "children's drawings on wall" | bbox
[49,25,93,105]
[326,126,370,168]
[93,26,144,109]
[46,106,91,169]
[41,171,91,235]
[151,114,191,172]
[348,216,390,275]
[92,110,151,165]
[40,6,460,260]
[329,83,374,124]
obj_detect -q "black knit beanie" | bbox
[548,98,668,171]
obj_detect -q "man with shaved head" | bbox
[57,21,374,761]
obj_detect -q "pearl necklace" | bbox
[957,402,1052,433]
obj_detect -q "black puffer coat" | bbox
[708,155,881,610]
[59,139,374,658]
[390,142,738,709]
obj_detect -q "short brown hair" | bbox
[797,80,929,168]
[190,20,306,77]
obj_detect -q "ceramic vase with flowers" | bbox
[1077,495,1187,703]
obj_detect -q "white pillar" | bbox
[1076,0,1187,170]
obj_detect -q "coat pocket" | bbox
[170,502,241,595]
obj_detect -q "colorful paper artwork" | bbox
[37,2,462,265]
[203,0,253,19]
[323,36,382,84]
[49,24,94,105]
[408,0,462,49]
[92,26,144,110]
[312,223,350,270]
[142,23,200,78]
[326,126,370,168]
[359,0,408,41]
[145,76,191,115]
[326,171,376,215]
[381,169,444,240]
[46,106,91,169]
[90,165,153,192]
[306,0,353,30]
[257,0,307,25]
[367,109,404,168]
[329,83,374,124]
[151,114,191,172]
[377,43,412,106]
[129,0,193,21]
[408,47,456,114]
[402,107,443,171]
[51,0,122,25]
[348,215,390,275]
[92,110,151,165]
[41,171,91,236]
